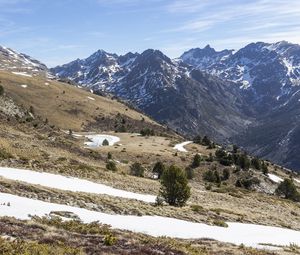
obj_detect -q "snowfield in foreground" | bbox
[0,167,156,203]
[84,134,120,148]
[173,141,193,152]
[0,192,300,249]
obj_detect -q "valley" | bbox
[0,68,300,254]
[52,42,300,171]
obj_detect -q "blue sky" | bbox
[1,0,300,67]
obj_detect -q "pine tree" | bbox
[160,165,191,207]
[191,154,202,168]
[222,168,230,180]
[251,158,261,170]
[153,161,165,179]
[202,136,211,146]
[193,135,202,144]
[102,139,109,146]
[261,162,268,175]
[275,179,300,201]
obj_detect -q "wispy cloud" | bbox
[162,0,300,52]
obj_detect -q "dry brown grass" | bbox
[0,216,284,255]
[0,70,159,131]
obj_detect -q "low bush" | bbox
[103,234,117,246]
[235,177,260,190]
[0,85,4,96]
[203,170,221,184]
[0,148,13,160]
[213,219,228,227]
[276,179,300,202]
[106,161,117,172]
[130,162,145,177]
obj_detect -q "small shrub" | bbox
[276,179,300,202]
[102,139,109,146]
[237,153,250,170]
[193,135,202,144]
[203,170,221,184]
[103,234,117,246]
[205,184,212,190]
[107,152,112,160]
[0,85,4,96]
[0,148,13,160]
[153,161,166,179]
[235,177,260,190]
[154,196,164,206]
[213,219,228,227]
[140,128,155,136]
[191,154,202,168]
[190,204,204,213]
[202,136,211,146]
[0,236,82,254]
[261,162,269,175]
[251,157,261,170]
[222,168,230,180]
[185,166,194,180]
[130,162,145,177]
[29,105,35,114]
[106,161,117,172]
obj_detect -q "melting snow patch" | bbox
[20,84,27,88]
[268,173,283,183]
[0,192,300,249]
[11,72,32,77]
[87,96,95,101]
[0,167,155,203]
[84,134,120,148]
[294,179,300,184]
[45,82,49,86]
[173,141,193,152]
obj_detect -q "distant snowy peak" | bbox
[51,50,140,88]
[0,46,47,75]
[51,48,189,103]
[180,41,300,90]
[180,45,234,69]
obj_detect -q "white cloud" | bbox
[163,0,300,51]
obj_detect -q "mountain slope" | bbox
[0,46,48,76]
[52,49,251,142]
[1,46,300,255]
[181,41,300,170]
[181,41,300,112]
[0,70,168,135]
[52,42,300,170]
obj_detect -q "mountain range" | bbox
[1,42,299,171]
[51,41,300,171]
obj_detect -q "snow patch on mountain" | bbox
[0,46,47,74]
[180,41,300,94]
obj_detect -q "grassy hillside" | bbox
[0,71,300,254]
[0,70,169,134]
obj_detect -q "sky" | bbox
[1,0,300,67]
